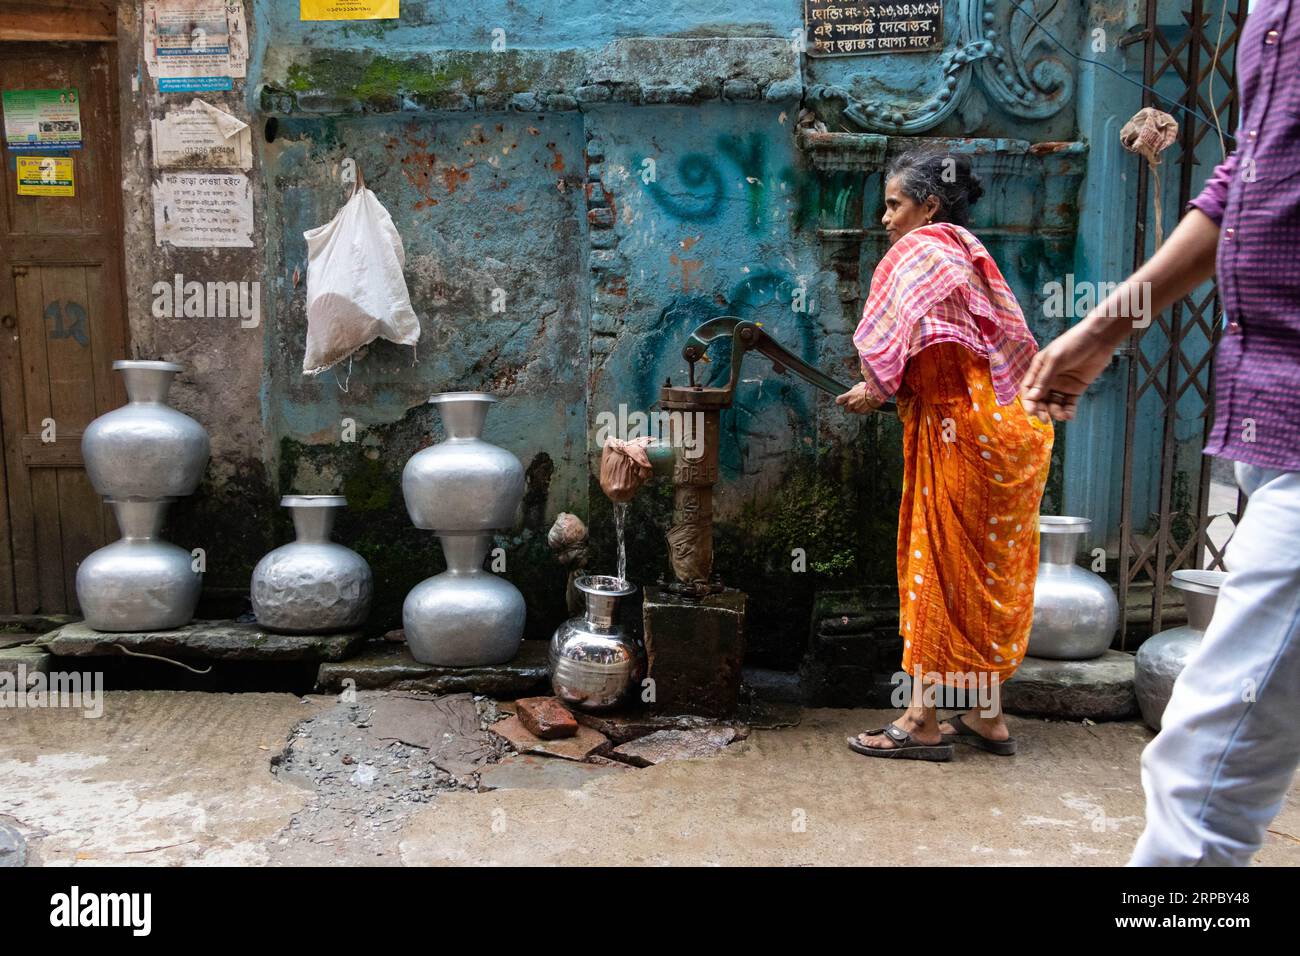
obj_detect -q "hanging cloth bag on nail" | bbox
[302,165,420,375]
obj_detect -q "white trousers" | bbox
[1129,463,1300,866]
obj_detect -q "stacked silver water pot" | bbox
[400,392,526,665]
[1027,516,1119,660]
[1135,569,1227,730]
[251,496,372,633]
[550,575,645,710]
[77,360,209,631]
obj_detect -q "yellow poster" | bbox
[16,156,74,197]
[300,0,399,20]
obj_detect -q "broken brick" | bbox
[515,696,579,739]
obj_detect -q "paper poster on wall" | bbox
[151,99,252,169]
[16,157,75,197]
[143,0,248,92]
[151,171,253,247]
[300,0,399,20]
[2,89,82,150]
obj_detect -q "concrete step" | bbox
[316,639,550,698]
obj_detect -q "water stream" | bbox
[614,501,628,586]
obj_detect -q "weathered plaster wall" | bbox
[117,0,277,601]
[117,1,1110,663]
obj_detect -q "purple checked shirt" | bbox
[1189,0,1300,471]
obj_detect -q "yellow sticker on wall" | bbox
[16,156,74,197]
[300,0,399,20]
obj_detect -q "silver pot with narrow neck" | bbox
[1135,569,1227,731]
[401,392,524,532]
[76,499,202,632]
[403,532,526,666]
[550,575,645,711]
[81,360,210,500]
[251,496,373,634]
[1026,516,1119,660]
[401,392,527,666]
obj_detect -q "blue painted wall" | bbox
[188,0,1222,660]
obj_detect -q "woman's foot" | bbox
[939,711,1010,742]
[853,711,944,750]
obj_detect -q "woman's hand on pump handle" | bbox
[836,381,881,414]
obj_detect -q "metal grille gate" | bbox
[1118,0,1249,641]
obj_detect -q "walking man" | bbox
[1021,0,1300,865]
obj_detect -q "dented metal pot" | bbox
[251,496,372,634]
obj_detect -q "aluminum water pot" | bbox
[81,360,210,500]
[1026,516,1119,660]
[76,499,202,632]
[1135,569,1226,731]
[401,392,524,532]
[251,496,373,634]
[550,575,645,711]
[403,533,526,666]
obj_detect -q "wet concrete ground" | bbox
[2,690,1298,866]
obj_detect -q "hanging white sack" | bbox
[302,165,420,375]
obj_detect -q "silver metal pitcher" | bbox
[1026,516,1119,660]
[1135,569,1226,731]
[550,575,645,711]
[82,360,210,500]
[400,392,526,666]
[251,496,373,634]
[76,499,202,632]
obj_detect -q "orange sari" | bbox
[895,342,1053,685]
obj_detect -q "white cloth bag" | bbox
[302,169,420,375]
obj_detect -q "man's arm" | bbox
[1021,207,1221,420]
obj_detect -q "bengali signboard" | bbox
[804,1,944,57]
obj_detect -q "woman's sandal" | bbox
[940,713,1018,755]
[846,724,954,761]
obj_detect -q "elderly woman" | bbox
[839,150,1053,761]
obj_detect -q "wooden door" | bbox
[0,40,127,613]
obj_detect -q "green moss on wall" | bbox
[266,48,589,109]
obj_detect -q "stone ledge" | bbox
[0,645,51,679]
[315,640,550,697]
[40,620,365,663]
[1002,650,1137,721]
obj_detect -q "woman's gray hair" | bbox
[885,149,985,228]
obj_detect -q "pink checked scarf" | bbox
[852,223,1038,406]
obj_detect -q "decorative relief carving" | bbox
[807,0,1075,133]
